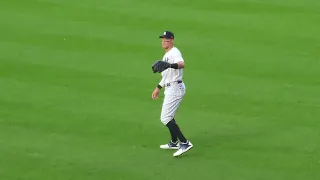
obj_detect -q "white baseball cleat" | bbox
[160,141,180,150]
[173,141,193,157]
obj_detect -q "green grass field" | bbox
[1,0,320,179]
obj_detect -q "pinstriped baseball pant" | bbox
[160,82,186,125]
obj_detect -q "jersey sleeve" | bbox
[174,55,184,63]
[173,51,184,63]
[159,76,165,87]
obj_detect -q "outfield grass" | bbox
[1,0,320,180]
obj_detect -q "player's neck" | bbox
[165,46,174,52]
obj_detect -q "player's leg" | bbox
[159,95,179,149]
[166,118,187,143]
[170,82,193,157]
[160,95,189,149]
[165,117,193,157]
[167,118,193,157]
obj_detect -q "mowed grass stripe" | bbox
[0,25,156,54]
[0,127,160,180]
[179,0,320,14]
[2,0,320,46]
[0,97,162,149]
[0,59,150,97]
[3,0,319,41]
[48,0,320,39]
[0,42,156,81]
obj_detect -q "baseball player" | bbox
[151,31,193,157]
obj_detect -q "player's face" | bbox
[161,38,173,49]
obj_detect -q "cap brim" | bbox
[159,35,174,39]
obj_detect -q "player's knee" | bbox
[161,118,171,125]
[160,115,172,125]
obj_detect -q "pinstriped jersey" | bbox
[159,47,184,87]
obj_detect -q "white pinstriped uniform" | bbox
[159,46,186,125]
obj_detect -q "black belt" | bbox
[165,80,182,87]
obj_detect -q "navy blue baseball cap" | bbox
[159,31,174,39]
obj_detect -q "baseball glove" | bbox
[152,60,170,73]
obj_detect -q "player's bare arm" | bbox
[152,87,160,99]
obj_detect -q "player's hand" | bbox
[152,88,160,99]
